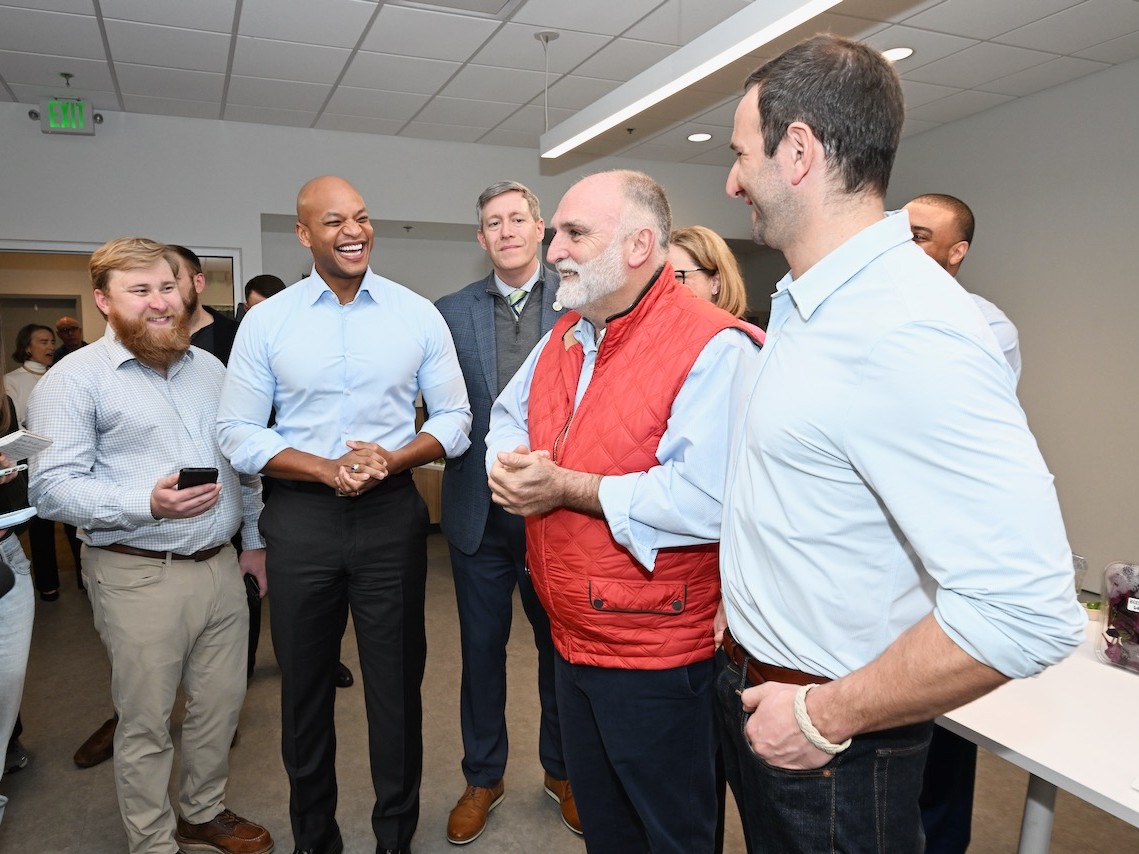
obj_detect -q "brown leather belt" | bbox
[98,543,225,562]
[721,627,830,687]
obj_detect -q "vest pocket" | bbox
[587,577,687,615]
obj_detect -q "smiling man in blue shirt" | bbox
[715,35,1084,854]
[217,176,471,854]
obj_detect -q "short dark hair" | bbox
[909,193,975,245]
[745,34,904,197]
[244,274,287,301]
[12,324,53,365]
[166,244,203,279]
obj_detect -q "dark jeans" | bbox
[714,648,932,854]
[450,503,563,786]
[262,474,428,852]
[555,652,717,854]
[919,726,976,854]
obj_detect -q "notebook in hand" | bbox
[0,429,52,459]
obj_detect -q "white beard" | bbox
[555,236,627,310]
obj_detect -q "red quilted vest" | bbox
[526,268,747,669]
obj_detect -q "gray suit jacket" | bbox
[435,266,563,555]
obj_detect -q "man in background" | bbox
[435,181,574,844]
[717,34,1082,853]
[905,193,1020,382]
[53,315,86,362]
[29,237,271,854]
[218,175,470,854]
[237,274,286,322]
[903,192,1021,853]
[167,245,240,366]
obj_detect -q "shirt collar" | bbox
[21,360,47,375]
[301,266,381,307]
[491,263,542,299]
[781,209,913,322]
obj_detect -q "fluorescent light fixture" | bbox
[540,0,841,159]
[687,132,713,142]
[882,46,914,62]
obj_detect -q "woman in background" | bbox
[5,324,60,601]
[668,225,749,319]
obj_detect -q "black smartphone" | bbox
[243,572,261,603]
[177,467,219,489]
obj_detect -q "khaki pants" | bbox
[85,544,248,854]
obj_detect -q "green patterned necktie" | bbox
[508,288,527,318]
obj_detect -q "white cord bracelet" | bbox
[793,683,852,755]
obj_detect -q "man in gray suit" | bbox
[435,181,575,845]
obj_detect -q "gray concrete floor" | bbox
[1,530,1136,853]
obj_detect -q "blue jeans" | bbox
[0,535,34,826]
[555,653,717,854]
[714,648,932,854]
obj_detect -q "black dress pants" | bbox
[261,473,428,852]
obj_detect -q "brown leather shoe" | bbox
[73,716,117,768]
[446,780,504,844]
[175,808,274,854]
[543,773,583,835]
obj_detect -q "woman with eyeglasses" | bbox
[668,225,750,319]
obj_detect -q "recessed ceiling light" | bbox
[882,47,914,62]
[688,132,712,142]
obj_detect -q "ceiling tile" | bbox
[11,81,117,109]
[476,127,541,148]
[546,74,621,111]
[122,92,221,119]
[115,63,224,100]
[832,0,945,24]
[226,75,331,111]
[104,20,231,73]
[101,0,237,33]
[572,37,675,82]
[809,11,891,40]
[512,0,665,37]
[363,5,500,61]
[0,7,104,59]
[905,88,1015,123]
[471,23,611,73]
[1074,29,1139,63]
[683,144,737,167]
[976,55,1110,96]
[624,0,750,45]
[900,78,962,108]
[322,86,429,120]
[440,63,548,104]
[2,1,95,11]
[415,94,518,127]
[996,0,1139,54]
[316,113,408,135]
[862,24,978,71]
[343,52,460,94]
[238,0,376,48]
[399,120,485,143]
[222,102,316,128]
[232,36,351,85]
[900,116,944,137]
[903,0,1083,39]
[494,102,576,133]
[904,42,1055,89]
[0,49,113,89]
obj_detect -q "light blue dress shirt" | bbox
[217,268,471,474]
[28,327,264,553]
[970,292,1022,382]
[721,211,1083,681]
[486,316,760,571]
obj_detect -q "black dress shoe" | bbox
[293,830,344,854]
[335,661,354,688]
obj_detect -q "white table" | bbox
[939,622,1139,854]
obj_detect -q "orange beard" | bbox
[110,307,192,370]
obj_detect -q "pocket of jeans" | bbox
[93,558,167,590]
[0,535,31,576]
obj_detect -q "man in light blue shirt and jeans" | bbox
[217,176,471,854]
[715,35,1084,853]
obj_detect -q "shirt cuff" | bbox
[598,472,657,572]
[125,488,161,529]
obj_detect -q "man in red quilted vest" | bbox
[486,169,762,853]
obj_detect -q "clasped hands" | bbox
[488,446,564,516]
[331,440,390,496]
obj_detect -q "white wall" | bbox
[889,57,1139,592]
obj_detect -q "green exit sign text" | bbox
[38,98,96,135]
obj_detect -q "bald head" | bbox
[294,176,374,293]
[56,315,83,348]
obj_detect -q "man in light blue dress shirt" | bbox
[217,176,471,854]
[715,35,1084,853]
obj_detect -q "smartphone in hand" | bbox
[177,467,219,490]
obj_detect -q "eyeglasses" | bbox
[673,267,712,285]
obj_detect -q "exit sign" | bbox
[38,97,95,135]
